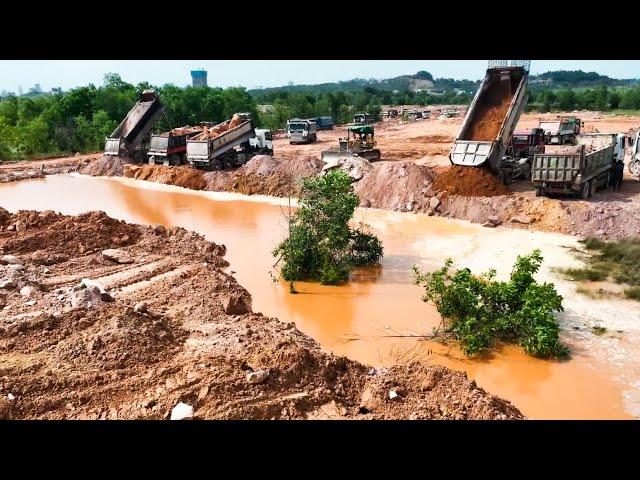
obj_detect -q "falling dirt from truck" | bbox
[432,165,511,197]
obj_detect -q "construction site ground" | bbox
[0,209,521,420]
[2,110,640,419]
[67,111,640,241]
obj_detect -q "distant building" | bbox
[191,70,208,87]
[427,88,446,96]
[51,87,63,94]
[529,78,553,86]
[28,83,43,94]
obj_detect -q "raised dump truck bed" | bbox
[531,133,624,198]
[105,90,165,159]
[450,66,528,174]
[186,117,255,169]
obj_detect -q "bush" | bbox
[413,250,568,358]
[273,170,383,285]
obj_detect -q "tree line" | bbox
[2,73,640,161]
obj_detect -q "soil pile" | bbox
[124,165,206,191]
[432,166,510,197]
[0,209,523,420]
[81,155,125,177]
[354,161,437,212]
[203,155,323,197]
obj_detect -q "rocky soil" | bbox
[0,209,522,420]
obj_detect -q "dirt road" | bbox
[0,209,522,419]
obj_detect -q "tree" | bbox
[413,250,568,358]
[273,170,383,286]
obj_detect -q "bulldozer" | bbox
[321,124,382,163]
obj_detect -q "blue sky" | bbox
[1,60,639,93]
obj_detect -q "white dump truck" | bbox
[104,89,165,162]
[531,133,630,198]
[287,118,317,144]
[186,116,273,170]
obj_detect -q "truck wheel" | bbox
[630,159,640,177]
[535,187,542,197]
[590,179,597,197]
[580,181,591,200]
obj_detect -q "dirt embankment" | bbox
[1,155,97,183]
[432,165,510,197]
[0,209,522,420]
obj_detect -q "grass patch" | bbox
[624,286,640,301]
[563,238,640,302]
[592,325,607,336]
[575,285,617,299]
[560,267,607,282]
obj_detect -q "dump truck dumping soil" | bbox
[432,165,511,197]
[466,79,514,142]
[0,209,523,420]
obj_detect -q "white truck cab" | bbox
[628,131,640,178]
[250,129,274,155]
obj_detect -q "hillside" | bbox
[248,69,638,97]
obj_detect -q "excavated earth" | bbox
[0,209,522,420]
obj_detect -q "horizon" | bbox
[1,60,639,94]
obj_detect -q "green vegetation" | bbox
[273,170,383,286]
[527,85,640,112]
[413,250,568,359]
[0,73,257,161]
[564,238,640,301]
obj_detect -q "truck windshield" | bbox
[289,123,306,131]
[264,131,272,140]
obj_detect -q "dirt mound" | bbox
[0,210,522,420]
[125,165,206,191]
[1,210,141,256]
[353,161,437,212]
[81,155,125,177]
[432,166,510,197]
[204,156,323,197]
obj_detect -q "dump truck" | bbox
[314,116,334,130]
[249,129,274,155]
[539,116,582,145]
[186,116,257,170]
[532,133,629,198]
[147,126,205,166]
[320,124,381,163]
[353,113,375,124]
[104,90,165,162]
[287,118,317,144]
[449,62,529,184]
[506,128,545,159]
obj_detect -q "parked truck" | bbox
[104,89,165,162]
[539,116,583,145]
[353,113,375,124]
[449,62,529,184]
[186,116,258,170]
[531,133,629,198]
[287,118,317,144]
[506,128,545,159]
[148,126,205,166]
[314,116,334,130]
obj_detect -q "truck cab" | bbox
[287,118,317,144]
[629,132,640,178]
[249,129,274,155]
[508,128,545,159]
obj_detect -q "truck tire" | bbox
[590,179,597,197]
[630,159,640,177]
[580,181,591,200]
[535,187,542,197]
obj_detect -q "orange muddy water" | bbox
[0,174,633,419]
